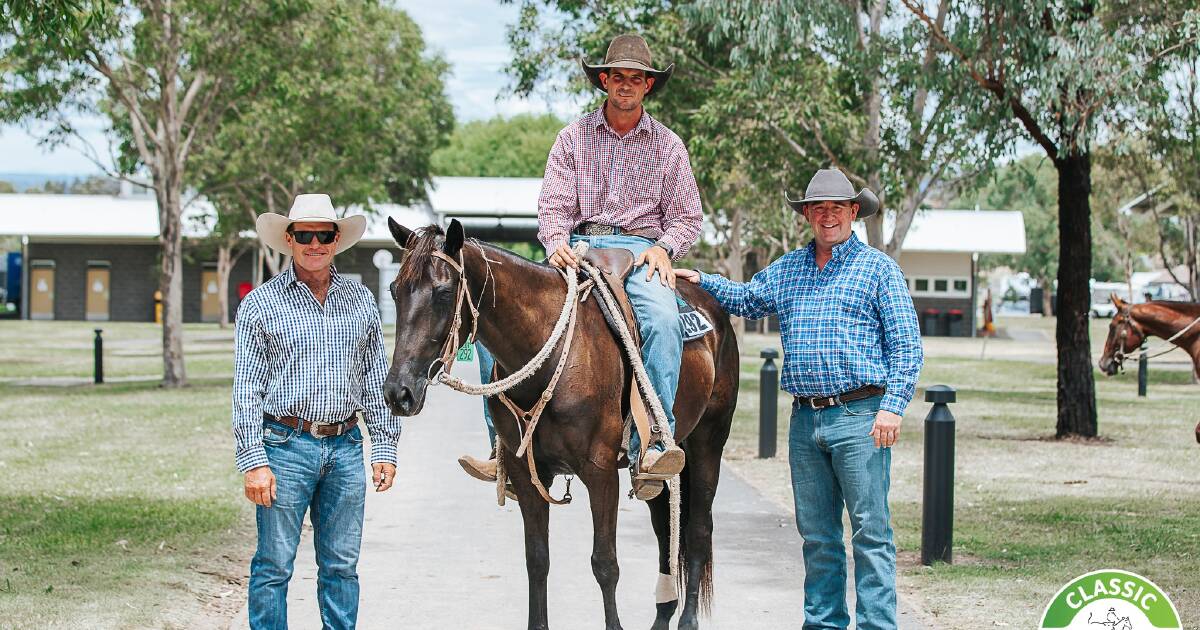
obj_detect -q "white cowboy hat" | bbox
[255,193,367,255]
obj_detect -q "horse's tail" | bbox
[675,467,715,616]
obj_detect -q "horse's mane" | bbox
[397,224,444,286]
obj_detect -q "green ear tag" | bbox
[456,343,475,362]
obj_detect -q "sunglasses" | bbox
[288,229,338,245]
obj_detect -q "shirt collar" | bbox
[803,232,862,266]
[592,104,653,138]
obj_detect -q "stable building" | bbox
[1,179,1025,337]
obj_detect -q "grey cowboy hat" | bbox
[785,168,880,218]
[581,34,674,96]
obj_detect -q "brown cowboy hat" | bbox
[581,34,674,96]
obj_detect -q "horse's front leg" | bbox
[510,452,552,630]
[581,460,624,630]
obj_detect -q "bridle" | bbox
[423,246,489,383]
[1108,306,1144,371]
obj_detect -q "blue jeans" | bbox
[248,419,366,630]
[789,394,896,630]
[477,234,682,459]
[477,342,496,449]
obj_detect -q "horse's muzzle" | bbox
[384,378,426,416]
[1098,357,1120,376]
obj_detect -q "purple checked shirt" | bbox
[537,106,703,259]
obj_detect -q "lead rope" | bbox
[576,257,682,584]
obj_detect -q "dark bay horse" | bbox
[382,219,740,630]
[1098,295,1200,443]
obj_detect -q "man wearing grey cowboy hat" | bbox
[677,168,923,630]
[458,33,701,502]
[235,193,401,629]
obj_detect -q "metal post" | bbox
[759,349,779,459]
[93,328,104,384]
[1137,351,1148,398]
[921,384,956,565]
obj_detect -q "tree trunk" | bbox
[1041,277,1054,317]
[157,177,187,387]
[1054,152,1097,438]
[217,242,232,329]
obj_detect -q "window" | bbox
[907,276,970,298]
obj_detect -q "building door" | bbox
[29,261,55,320]
[201,265,220,323]
[85,263,110,321]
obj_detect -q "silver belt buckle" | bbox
[308,422,326,439]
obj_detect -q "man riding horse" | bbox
[459,33,701,500]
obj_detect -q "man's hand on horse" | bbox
[372,462,396,492]
[548,243,579,269]
[637,245,675,289]
[870,410,903,448]
[674,268,701,285]
[244,466,277,507]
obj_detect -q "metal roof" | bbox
[854,209,1026,254]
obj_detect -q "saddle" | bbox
[578,248,712,472]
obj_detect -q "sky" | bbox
[0,0,578,175]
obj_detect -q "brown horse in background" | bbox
[1097,295,1200,443]
[381,219,740,630]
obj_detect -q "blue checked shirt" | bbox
[232,263,400,473]
[699,233,923,415]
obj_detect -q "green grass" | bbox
[0,321,253,628]
[726,331,1200,629]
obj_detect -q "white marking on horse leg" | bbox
[656,572,678,603]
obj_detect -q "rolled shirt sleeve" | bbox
[537,130,579,254]
[875,261,924,415]
[656,141,703,260]
[360,306,401,465]
[231,299,270,473]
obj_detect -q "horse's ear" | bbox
[1110,292,1125,307]
[443,218,465,257]
[388,216,415,249]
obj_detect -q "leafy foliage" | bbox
[431,114,563,178]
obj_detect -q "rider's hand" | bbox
[244,466,277,507]
[674,269,701,285]
[548,243,579,269]
[869,410,903,448]
[636,245,675,289]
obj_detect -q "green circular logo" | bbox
[1040,570,1181,629]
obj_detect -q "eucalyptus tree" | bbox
[899,0,1198,437]
[1,0,307,386]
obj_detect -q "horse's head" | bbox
[1098,293,1144,376]
[382,217,470,416]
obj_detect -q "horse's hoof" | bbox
[650,600,676,630]
[677,612,699,630]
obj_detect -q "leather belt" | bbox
[573,221,659,240]
[794,385,885,410]
[264,412,358,438]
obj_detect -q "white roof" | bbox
[1,182,1025,255]
[854,209,1025,254]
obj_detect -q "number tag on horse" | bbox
[456,343,474,362]
[679,304,714,341]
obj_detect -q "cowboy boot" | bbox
[632,478,664,501]
[640,443,685,477]
[458,454,497,482]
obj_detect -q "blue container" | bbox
[5,252,21,306]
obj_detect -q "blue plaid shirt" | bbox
[232,263,400,473]
[699,233,923,415]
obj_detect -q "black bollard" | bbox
[93,328,104,384]
[1137,351,1148,397]
[921,384,956,565]
[759,349,779,459]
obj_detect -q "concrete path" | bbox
[231,360,929,629]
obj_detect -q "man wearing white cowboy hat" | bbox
[234,193,400,629]
[677,168,923,630]
[458,33,702,501]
